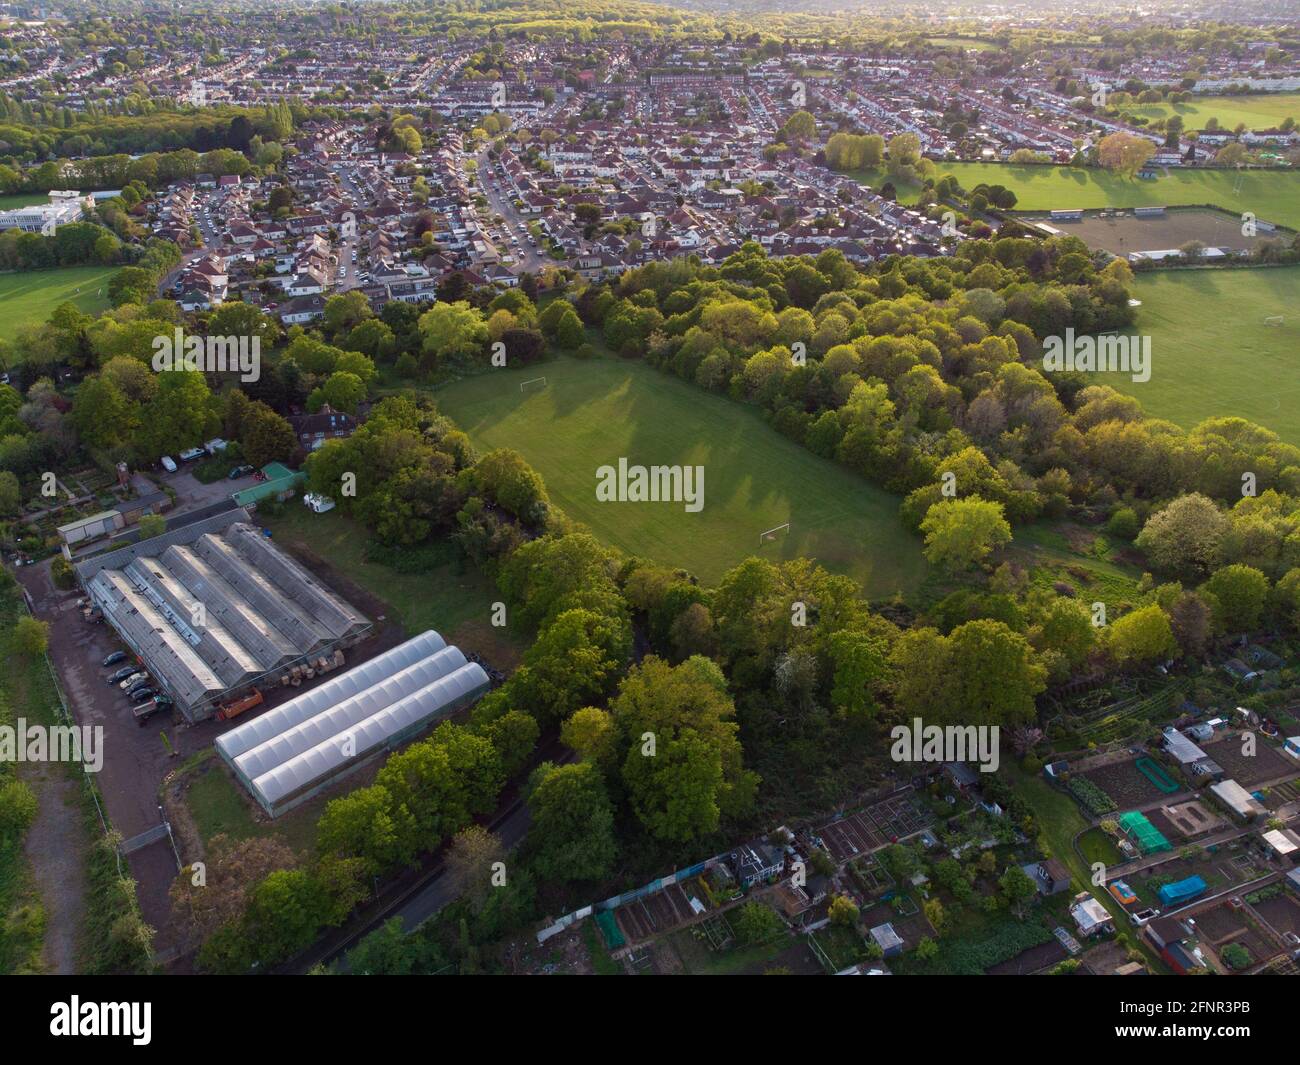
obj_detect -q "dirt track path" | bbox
[20,764,89,974]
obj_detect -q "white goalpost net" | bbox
[519,376,547,392]
[1264,315,1284,327]
[759,522,790,546]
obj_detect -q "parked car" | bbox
[108,665,139,684]
[118,672,147,691]
[160,455,178,473]
[179,447,206,463]
[125,677,154,697]
[228,464,256,480]
[129,687,156,703]
[101,650,127,667]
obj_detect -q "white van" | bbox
[303,493,336,514]
[160,456,178,473]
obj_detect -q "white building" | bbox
[0,190,89,235]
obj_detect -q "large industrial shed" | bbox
[215,630,490,817]
[76,510,371,722]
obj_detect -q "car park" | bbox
[102,650,127,667]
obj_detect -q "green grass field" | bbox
[0,193,47,211]
[1113,266,1300,444]
[434,355,928,599]
[849,163,1300,230]
[263,506,526,668]
[924,36,998,50]
[0,266,117,341]
[1122,93,1300,134]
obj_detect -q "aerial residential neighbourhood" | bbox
[0,0,1299,1017]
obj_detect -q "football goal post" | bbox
[519,376,547,392]
[1264,315,1284,327]
[759,522,790,546]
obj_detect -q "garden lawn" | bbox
[0,266,117,341]
[433,354,928,598]
[1114,266,1300,445]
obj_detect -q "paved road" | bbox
[282,746,572,973]
[474,148,548,273]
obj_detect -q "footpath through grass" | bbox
[433,354,928,599]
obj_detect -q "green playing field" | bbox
[433,354,929,598]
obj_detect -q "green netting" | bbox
[1134,757,1179,794]
[595,910,625,950]
[1118,810,1172,854]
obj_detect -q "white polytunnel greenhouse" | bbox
[214,630,488,817]
[216,629,447,761]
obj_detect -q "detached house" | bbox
[279,295,326,325]
[289,403,358,450]
[728,841,785,889]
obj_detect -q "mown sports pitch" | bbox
[849,163,1300,230]
[1108,265,1300,445]
[1121,93,1300,134]
[434,355,928,598]
[0,266,117,341]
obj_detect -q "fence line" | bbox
[19,590,123,877]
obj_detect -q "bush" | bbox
[1221,943,1251,971]
[1107,507,1140,540]
[729,901,784,945]
[0,779,38,844]
[50,556,76,590]
[12,615,48,658]
[363,538,458,574]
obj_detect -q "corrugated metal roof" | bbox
[75,507,253,581]
[82,511,368,721]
